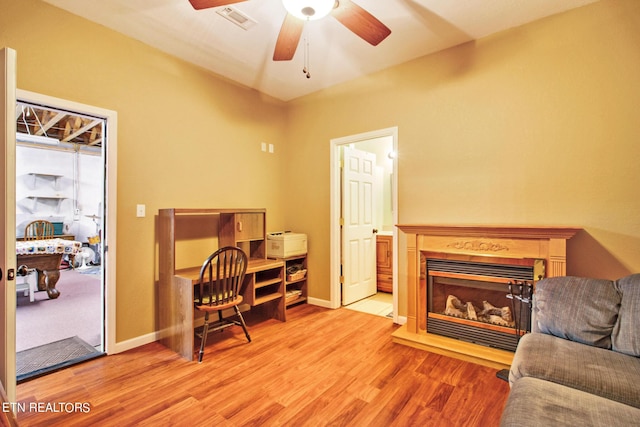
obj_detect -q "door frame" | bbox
[16,89,118,355]
[1,47,18,402]
[329,127,398,321]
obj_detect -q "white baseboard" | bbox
[307,297,334,308]
[108,331,157,354]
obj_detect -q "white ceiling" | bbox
[42,0,598,101]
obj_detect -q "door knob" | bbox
[373,229,378,234]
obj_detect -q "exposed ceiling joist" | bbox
[62,118,103,143]
[36,111,67,136]
[16,101,103,149]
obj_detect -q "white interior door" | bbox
[341,146,377,305]
[0,47,17,402]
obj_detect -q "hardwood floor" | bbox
[16,304,510,426]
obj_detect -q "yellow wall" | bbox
[286,0,640,306]
[1,0,289,342]
[2,0,639,344]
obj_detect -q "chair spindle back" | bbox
[197,246,247,307]
[24,220,55,241]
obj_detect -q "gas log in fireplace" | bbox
[423,254,544,352]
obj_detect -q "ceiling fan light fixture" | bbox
[282,0,335,21]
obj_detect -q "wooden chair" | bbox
[24,220,54,240]
[195,246,251,363]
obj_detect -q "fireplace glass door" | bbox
[424,255,544,352]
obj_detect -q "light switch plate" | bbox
[136,204,146,218]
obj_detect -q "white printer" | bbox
[267,232,307,258]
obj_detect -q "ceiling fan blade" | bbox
[331,0,391,46]
[188,0,247,10]
[273,14,304,61]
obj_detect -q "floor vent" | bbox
[428,317,521,352]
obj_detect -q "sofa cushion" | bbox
[612,274,640,357]
[501,377,640,427]
[510,333,640,409]
[534,276,620,348]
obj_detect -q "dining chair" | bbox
[24,220,54,240]
[195,246,251,363]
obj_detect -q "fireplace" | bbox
[393,225,580,368]
[423,254,543,352]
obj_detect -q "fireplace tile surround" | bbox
[393,225,580,369]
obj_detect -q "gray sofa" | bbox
[501,274,640,426]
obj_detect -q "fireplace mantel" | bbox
[393,224,581,369]
[395,224,581,240]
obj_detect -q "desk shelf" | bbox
[256,277,282,288]
[277,254,308,308]
[244,259,284,315]
[254,293,282,306]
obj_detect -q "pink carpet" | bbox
[16,269,102,352]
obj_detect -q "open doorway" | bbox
[329,127,398,321]
[13,92,117,381]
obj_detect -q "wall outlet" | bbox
[136,204,146,218]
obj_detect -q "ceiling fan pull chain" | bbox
[303,19,311,78]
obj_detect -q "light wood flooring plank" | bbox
[16,304,509,426]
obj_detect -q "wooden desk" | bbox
[159,258,285,361]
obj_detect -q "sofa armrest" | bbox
[612,273,640,356]
[510,333,640,409]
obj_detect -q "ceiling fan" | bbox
[188,0,392,61]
